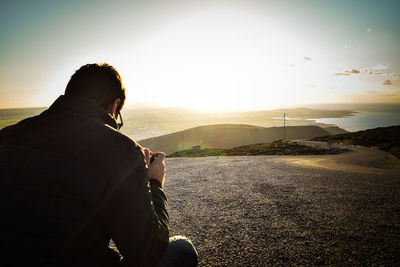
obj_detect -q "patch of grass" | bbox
[168,140,349,158]
[384,153,400,169]
[168,147,225,157]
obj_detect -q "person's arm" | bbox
[144,149,169,239]
[149,178,169,239]
[100,147,169,267]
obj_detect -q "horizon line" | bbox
[1,101,400,112]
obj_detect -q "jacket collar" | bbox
[47,95,119,129]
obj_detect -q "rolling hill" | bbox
[138,124,346,155]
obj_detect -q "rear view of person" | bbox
[0,63,197,266]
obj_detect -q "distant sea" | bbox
[307,103,400,132]
[0,104,399,137]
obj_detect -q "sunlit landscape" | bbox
[1,0,400,265]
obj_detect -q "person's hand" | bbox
[144,148,166,187]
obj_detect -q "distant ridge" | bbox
[139,124,346,154]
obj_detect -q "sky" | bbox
[1,0,399,110]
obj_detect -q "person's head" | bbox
[65,63,126,116]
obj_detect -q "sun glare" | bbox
[3,1,399,110]
[33,6,348,111]
[115,6,328,111]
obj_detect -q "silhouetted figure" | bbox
[0,63,197,266]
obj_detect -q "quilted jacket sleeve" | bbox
[100,146,169,267]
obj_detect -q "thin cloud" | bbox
[306,83,317,88]
[304,56,312,61]
[332,73,351,76]
[332,69,360,76]
[360,68,372,75]
[366,28,372,32]
[333,67,395,77]
[344,69,360,74]
[372,64,388,70]
[359,65,398,78]
[366,71,383,75]
[382,80,392,85]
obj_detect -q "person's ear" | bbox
[107,98,121,118]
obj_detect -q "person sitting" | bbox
[0,63,198,266]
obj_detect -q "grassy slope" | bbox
[168,140,349,157]
[140,124,340,155]
[311,125,400,159]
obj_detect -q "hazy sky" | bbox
[1,0,399,110]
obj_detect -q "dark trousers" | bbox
[107,235,198,267]
[158,236,198,267]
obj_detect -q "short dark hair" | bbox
[65,63,126,111]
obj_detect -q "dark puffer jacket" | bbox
[0,95,169,266]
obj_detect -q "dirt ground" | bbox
[288,140,391,172]
[164,155,400,266]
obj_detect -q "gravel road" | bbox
[164,156,400,266]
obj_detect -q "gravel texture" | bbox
[164,156,400,266]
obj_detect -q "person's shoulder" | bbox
[0,124,15,137]
[102,127,148,173]
[0,115,40,138]
[103,125,144,156]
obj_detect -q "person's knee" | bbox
[159,235,198,267]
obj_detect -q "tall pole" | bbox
[283,113,287,140]
[181,132,184,151]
